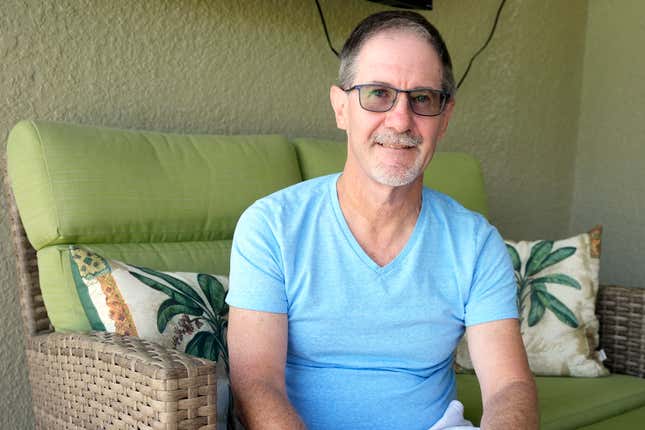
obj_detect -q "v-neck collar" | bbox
[329,173,428,275]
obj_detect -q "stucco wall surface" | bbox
[570,0,645,286]
[440,0,587,240]
[0,0,587,427]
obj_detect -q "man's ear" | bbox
[330,85,348,130]
[436,98,455,141]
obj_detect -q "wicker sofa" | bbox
[4,120,645,429]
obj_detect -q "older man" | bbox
[226,10,538,430]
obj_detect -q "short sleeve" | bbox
[464,225,518,326]
[226,203,288,313]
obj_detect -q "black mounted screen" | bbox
[367,0,433,10]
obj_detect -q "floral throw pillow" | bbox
[456,226,608,377]
[69,245,229,364]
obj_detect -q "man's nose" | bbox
[384,93,414,132]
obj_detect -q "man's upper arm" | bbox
[466,318,533,401]
[226,201,290,386]
[225,201,309,427]
[228,306,289,388]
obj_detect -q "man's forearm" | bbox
[233,379,306,430]
[480,379,539,430]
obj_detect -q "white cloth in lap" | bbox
[428,400,479,430]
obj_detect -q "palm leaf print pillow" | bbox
[456,226,607,376]
[69,245,229,366]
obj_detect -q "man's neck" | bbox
[337,168,423,222]
[336,169,423,267]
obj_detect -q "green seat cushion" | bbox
[292,138,488,216]
[457,373,645,429]
[7,120,302,249]
[576,405,645,429]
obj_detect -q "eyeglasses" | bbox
[344,84,450,117]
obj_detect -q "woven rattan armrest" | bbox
[26,331,217,430]
[597,284,645,378]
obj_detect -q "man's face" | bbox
[331,30,454,188]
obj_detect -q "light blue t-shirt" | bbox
[226,173,517,430]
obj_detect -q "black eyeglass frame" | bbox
[344,84,451,117]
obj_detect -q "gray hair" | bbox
[338,11,455,97]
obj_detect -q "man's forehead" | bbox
[357,29,438,59]
[353,30,443,86]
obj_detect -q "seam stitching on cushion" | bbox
[49,235,235,245]
[291,141,307,181]
[474,158,489,217]
[31,120,62,245]
[47,239,234,248]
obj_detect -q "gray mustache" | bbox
[372,131,422,147]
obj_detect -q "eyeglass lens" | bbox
[358,85,445,116]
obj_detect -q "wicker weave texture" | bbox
[27,332,217,430]
[597,284,645,378]
[2,154,53,337]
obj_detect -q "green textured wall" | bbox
[0,0,587,426]
[570,0,645,286]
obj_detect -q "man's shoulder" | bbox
[422,186,495,245]
[239,173,337,227]
[423,187,486,223]
[255,173,335,207]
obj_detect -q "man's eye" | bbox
[368,88,389,98]
[412,94,431,104]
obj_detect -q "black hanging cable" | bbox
[314,0,507,87]
[315,0,339,57]
[456,0,507,89]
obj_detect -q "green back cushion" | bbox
[8,120,302,331]
[8,120,302,248]
[292,138,489,217]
